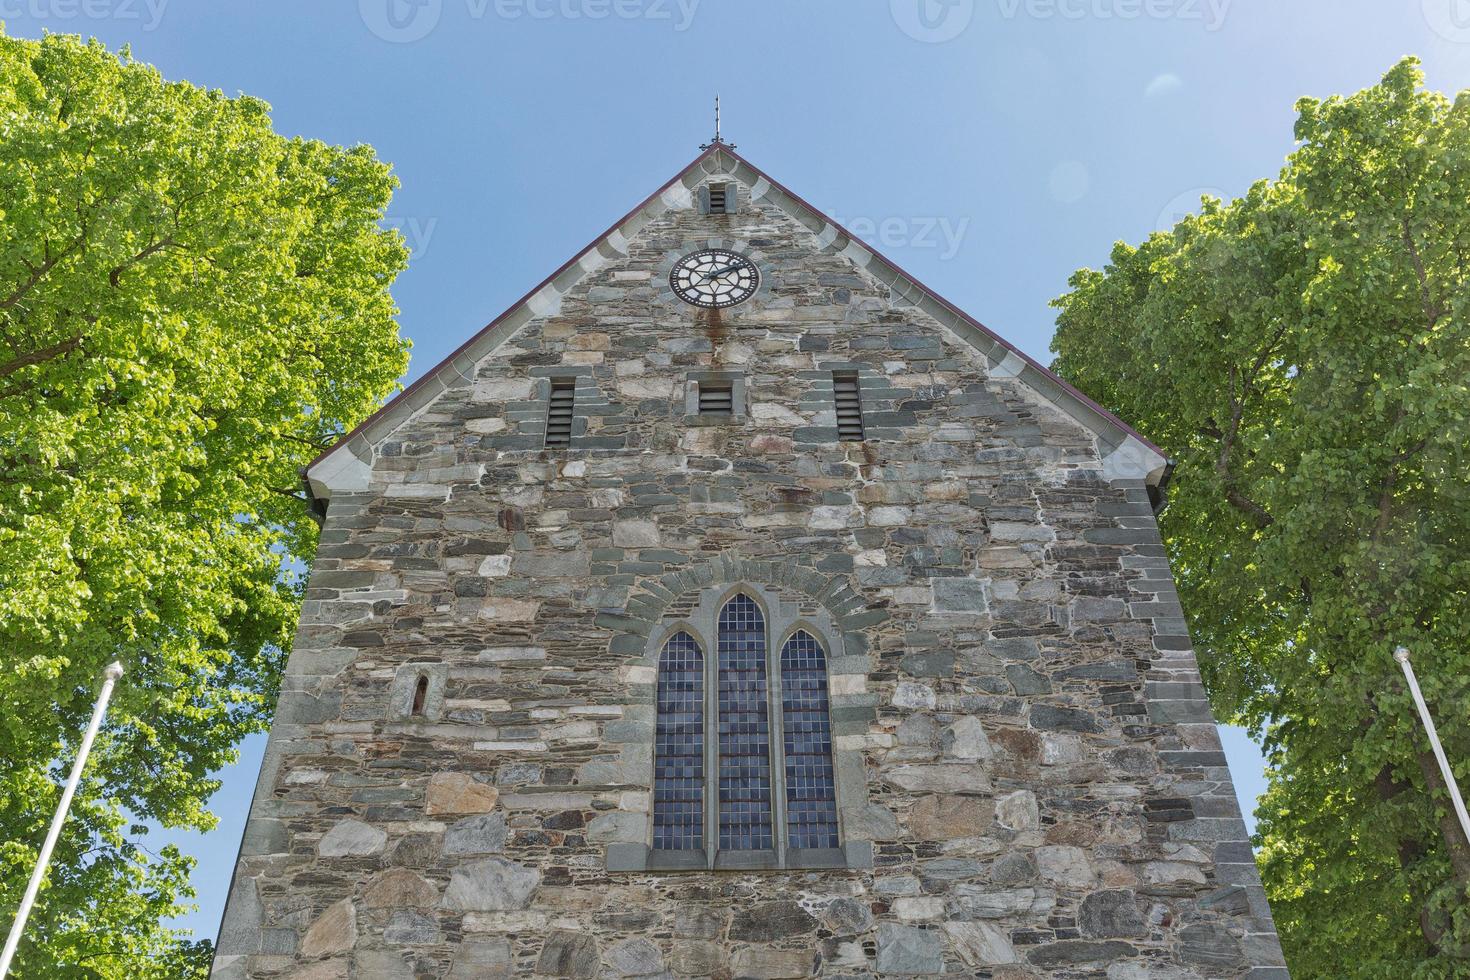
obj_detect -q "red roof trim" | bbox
[309,141,1162,474]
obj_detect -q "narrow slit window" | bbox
[410,675,429,717]
[653,632,705,851]
[833,372,864,441]
[698,380,734,417]
[708,182,730,214]
[545,378,575,448]
[780,631,839,850]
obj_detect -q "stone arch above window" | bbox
[608,577,879,874]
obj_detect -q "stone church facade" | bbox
[212,143,1287,978]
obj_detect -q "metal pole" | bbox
[0,661,124,978]
[1395,647,1470,850]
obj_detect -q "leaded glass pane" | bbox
[653,631,704,851]
[780,630,840,850]
[717,594,773,851]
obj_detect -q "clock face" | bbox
[669,248,760,309]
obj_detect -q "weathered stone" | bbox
[352,951,414,980]
[848,801,901,839]
[363,868,437,909]
[285,961,347,980]
[670,940,724,976]
[995,789,1040,831]
[1028,939,1135,967]
[317,819,386,858]
[1142,861,1207,886]
[932,577,990,613]
[943,715,993,760]
[382,910,439,944]
[216,877,263,955]
[441,857,540,911]
[875,923,944,975]
[537,929,599,978]
[1036,845,1095,887]
[729,901,817,942]
[612,519,660,547]
[820,897,873,936]
[992,851,1038,884]
[908,794,993,839]
[892,681,936,709]
[603,937,664,976]
[1006,663,1052,695]
[1177,922,1244,969]
[586,811,644,843]
[1106,962,1204,980]
[955,886,1054,918]
[944,920,1018,966]
[887,763,992,793]
[299,899,355,957]
[729,947,817,979]
[426,772,500,815]
[448,940,513,979]
[1080,889,1146,938]
[443,813,508,855]
[675,908,726,939]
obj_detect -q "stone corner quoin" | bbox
[211,149,1286,979]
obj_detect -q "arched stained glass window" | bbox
[652,631,704,851]
[716,594,773,851]
[780,630,840,850]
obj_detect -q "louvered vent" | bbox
[545,378,575,448]
[698,380,734,416]
[834,372,864,441]
[708,183,730,214]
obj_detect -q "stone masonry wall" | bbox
[212,172,1286,979]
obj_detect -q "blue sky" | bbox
[8,0,1469,943]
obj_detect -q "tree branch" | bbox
[1402,220,1445,328]
[108,235,176,288]
[0,333,85,380]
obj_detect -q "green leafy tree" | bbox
[0,30,409,976]
[1051,58,1470,977]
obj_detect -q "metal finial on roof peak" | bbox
[700,95,735,150]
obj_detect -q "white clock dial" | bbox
[670,248,760,309]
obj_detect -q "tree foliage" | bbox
[1051,58,1470,977]
[0,30,409,976]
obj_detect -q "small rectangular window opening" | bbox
[545,378,575,448]
[708,183,730,214]
[833,372,864,441]
[698,380,735,417]
[411,675,429,717]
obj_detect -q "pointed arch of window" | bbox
[644,589,847,871]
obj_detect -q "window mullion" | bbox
[704,626,718,870]
[767,621,790,868]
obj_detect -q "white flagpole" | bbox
[0,661,125,979]
[1395,647,1470,850]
